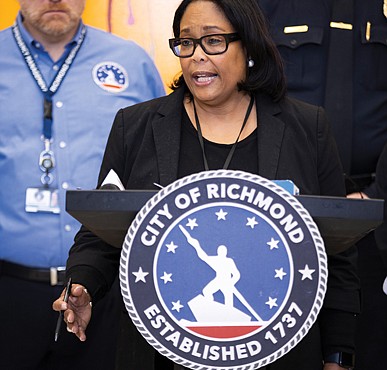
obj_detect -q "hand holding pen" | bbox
[52,278,92,342]
[54,277,72,342]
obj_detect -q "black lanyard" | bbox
[193,95,255,171]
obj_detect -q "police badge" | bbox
[120,170,327,369]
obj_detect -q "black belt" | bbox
[0,260,66,286]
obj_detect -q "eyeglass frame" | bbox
[169,33,241,58]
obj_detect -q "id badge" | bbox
[25,187,60,214]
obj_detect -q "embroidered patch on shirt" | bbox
[92,61,129,93]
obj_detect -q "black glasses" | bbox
[169,33,240,58]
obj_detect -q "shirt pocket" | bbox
[272,27,325,91]
[359,24,387,91]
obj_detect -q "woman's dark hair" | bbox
[170,0,286,102]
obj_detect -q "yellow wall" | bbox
[0,0,182,90]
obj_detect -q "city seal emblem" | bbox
[120,170,327,369]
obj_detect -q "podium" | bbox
[65,187,384,370]
[65,190,384,255]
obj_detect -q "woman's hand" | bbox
[347,191,368,199]
[324,364,352,370]
[52,284,92,342]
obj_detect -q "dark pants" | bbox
[0,275,122,370]
[355,233,387,370]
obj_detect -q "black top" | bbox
[178,109,258,177]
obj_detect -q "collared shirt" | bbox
[0,13,165,268]
[259,0,387,176]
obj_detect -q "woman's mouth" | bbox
[193,72,218,84]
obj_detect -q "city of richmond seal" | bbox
[120,170,327,369]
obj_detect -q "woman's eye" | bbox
[181,39,193,47]
[206,37,222,45]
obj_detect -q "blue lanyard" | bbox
[12,23,86,185]
[12,23,87,140]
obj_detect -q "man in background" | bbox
[258,1,387,369]
[0,0,164,369]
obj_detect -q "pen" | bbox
[54,277,72,342]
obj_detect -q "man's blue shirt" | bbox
[0,14,165,267]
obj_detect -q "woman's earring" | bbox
[248,58,255,68]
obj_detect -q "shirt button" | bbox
[53,65,59,71]
[56,101,63,108]
[62,182,69,189]
[64,225,72,232]
[290,39,298,46]
[35,42,41,48]
[59,141,67,148]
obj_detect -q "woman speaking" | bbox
[53,1,359,369]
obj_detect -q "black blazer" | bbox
[67,88,360,369]
[97,87,343,195]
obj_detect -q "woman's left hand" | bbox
[323,363,352,370]
[347,191,368,199]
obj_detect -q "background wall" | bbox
[0,0,182,90]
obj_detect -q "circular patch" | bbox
[92,61,129,93]
[120,170,327,369]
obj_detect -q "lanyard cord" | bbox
[12,22,87,185]
[193,95,255,171]
[12,22,87,140]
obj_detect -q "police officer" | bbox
[258,1,387,369]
